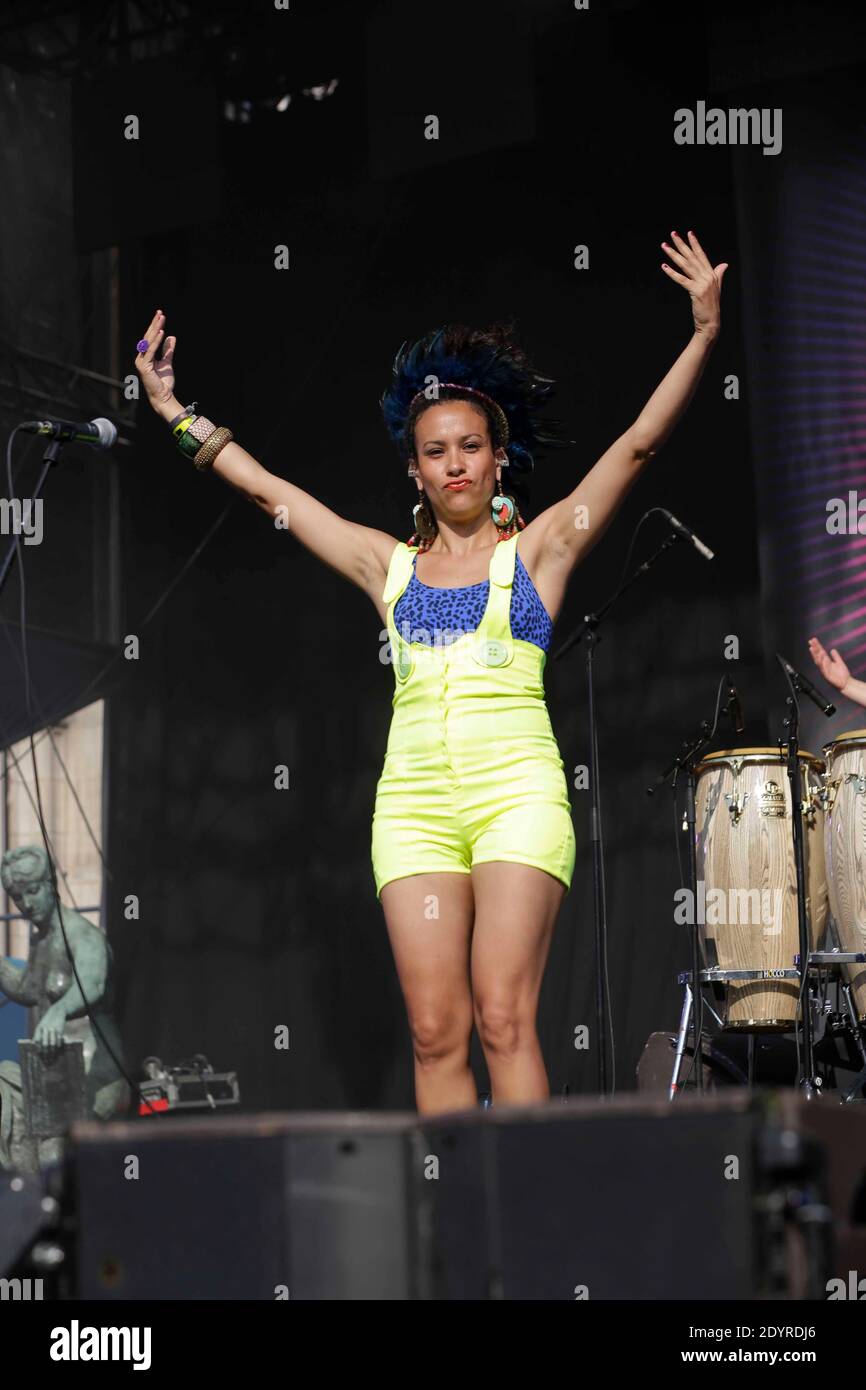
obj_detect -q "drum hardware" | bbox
[817,779,837,814]
[724,790,748,825]
[670,969,827,1094]
[796,953,866,1101]
[801,782,824,824]
[669,967,853,1095]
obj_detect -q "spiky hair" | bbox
[380,322,571,496]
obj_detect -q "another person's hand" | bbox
[134,309,178,420]
[660,229,728,338]
[808,635,851,692]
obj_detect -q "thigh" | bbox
[380,872,476,1029]
[470,862,565,1011]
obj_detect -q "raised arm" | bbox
[808,637,866,709]
[525,230,728,584]
[134,310,398,605]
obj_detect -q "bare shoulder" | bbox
[357,526,403,622]
[363,527,402,587]
[65,910,105,948]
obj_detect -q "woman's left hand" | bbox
[661,229,728,338]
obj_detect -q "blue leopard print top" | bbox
[393,548,553,652]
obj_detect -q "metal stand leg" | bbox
[747,1032,756,1089]
[841,985,866,1102]
[670,983,693,1099]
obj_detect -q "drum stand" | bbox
[669,967,801,1097]
[800,952,866,1101]
[670,956,866,1099]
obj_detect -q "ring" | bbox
[136,338,149,353]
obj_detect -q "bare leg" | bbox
[380,871,476,1115]
[470,862,565,1105]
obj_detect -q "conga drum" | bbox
[694,748,828,1029]
[822,730,866,1021]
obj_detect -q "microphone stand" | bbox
[554,530,681,1094]
[0,431,66,601]
[776,654,834,1098]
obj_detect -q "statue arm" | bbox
[0,958,38,1004]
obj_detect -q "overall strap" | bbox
[474,533,517,667]
[382,541,418,683]
[382,541,417,608]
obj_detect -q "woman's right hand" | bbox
[808,635,850,692]
[134,309,178,419]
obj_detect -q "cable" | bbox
[0,623,110,880]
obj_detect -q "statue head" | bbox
[0,845,55,930]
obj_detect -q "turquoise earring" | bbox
[491,484,515,529]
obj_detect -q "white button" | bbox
[479,638,507,666]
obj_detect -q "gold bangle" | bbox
[193,425,233,472]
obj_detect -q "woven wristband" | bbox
[193,426,233,472]
[175,414,218,461]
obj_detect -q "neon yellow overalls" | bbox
[371,532,576,898]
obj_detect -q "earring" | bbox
[491,481,515,530]
[412,491,437,540]
[490,474,525,537]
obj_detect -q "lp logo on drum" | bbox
[673,880,784,935]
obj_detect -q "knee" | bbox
[409,1008,471,1067]
[474,999,531,1057]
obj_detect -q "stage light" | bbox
[303,78,339,101]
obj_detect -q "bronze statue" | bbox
[0,845,129,1169]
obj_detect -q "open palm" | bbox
[808,636,850,691]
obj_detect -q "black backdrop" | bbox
[96,0,777,1110]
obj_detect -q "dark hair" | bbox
[380,319,571,519]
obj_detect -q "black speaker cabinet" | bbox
[69,1089,857,1300]
[71,1112,425,1300]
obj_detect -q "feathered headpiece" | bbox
[379,323,571,496]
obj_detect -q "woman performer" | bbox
[134,229,726,1115]
[808,637,866,708]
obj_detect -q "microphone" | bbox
[659,508,714,561]
[19,416,118,449]
[776,652,836,717]
[725,677,745,734]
